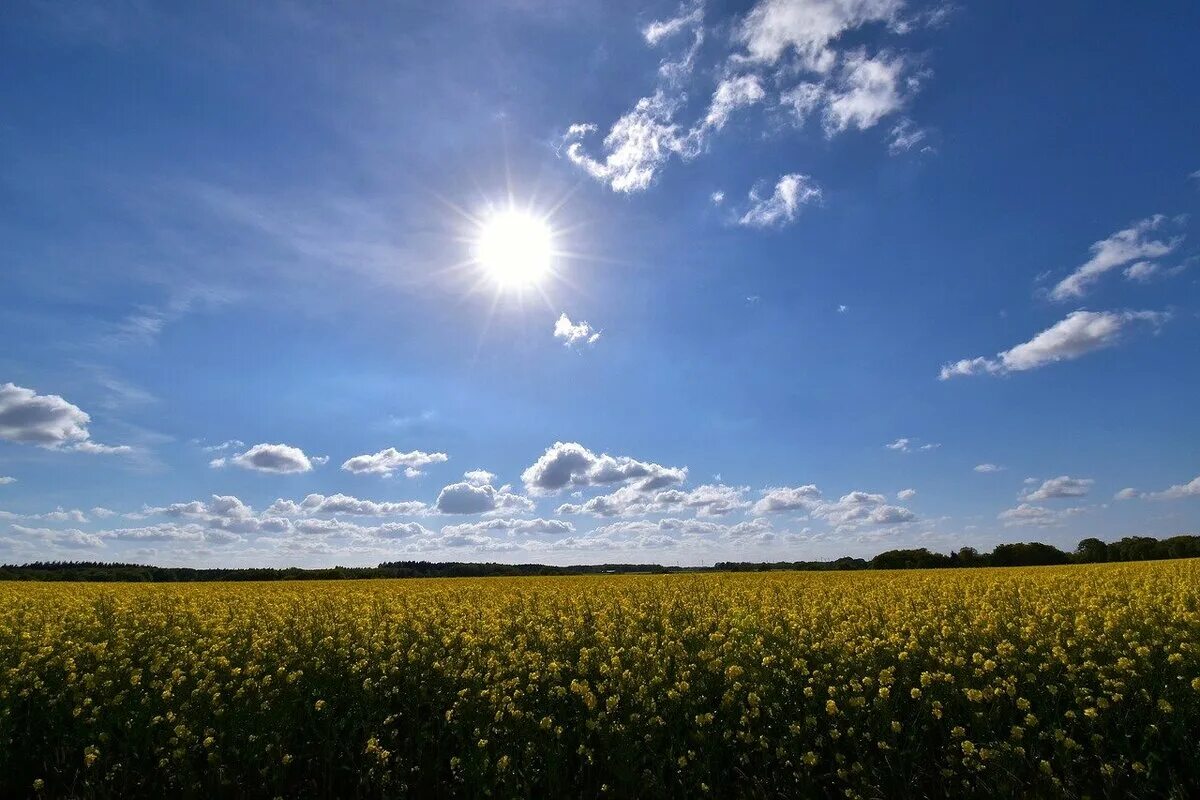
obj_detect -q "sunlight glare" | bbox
[474,209,554,289]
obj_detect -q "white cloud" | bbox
[885,437,939,453]
[554,313,602,347]
[752,485,821,514]
[557,483,749,518]
[0,476,15,485]
[522,442,687,495]
[887,117,930,154]
[267,493,428,517]
[822,50,913,135]
[1114,487,1142,501]
[1144,475,1200,501]
[440,518,574,537]
[11,524,106,550]
[998,503,1084,528]
[1122,261,1159,282]
[704,75,767,130]
[738,173,822,228]
[435,481,534,515]
[711,191,725,204]
[212,443,317,474]
[38,507,90,524]
[939,310,1169,379]
[896,488,916,500]
[463,469,497,486]
[1050,216,1183,300]
[1021,475,1093,502]
[643,1,704,46]
[973,463,1004,473]
[0,382,129,453]
[341,447,449,477]
[780,82,825,123]
[734,0,903,70]
[749,484,914,530]
[202,439,244,452]
[562,92,692,193]
[91,507,117,518]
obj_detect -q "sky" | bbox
[1,0,1199,568]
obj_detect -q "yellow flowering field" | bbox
[2,562,1199,798]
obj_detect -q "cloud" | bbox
[896,488,916,501]
[973,463,1004,473]
[211,443,317,474]
[267,493,428,517]
[814,490,915,529]
[341,447,449,477]
[752,485,821,514]
[10,524,106,550]
[439,518,575,537]
[137,494,291,536]
[711,191,725,205]
[1140,475,1200,501]
[885,437,939,453]
[563,0,927,193]
[0,477,15,485]
[887,117,930,154]
[643,1,704,46]
[1021,475,1093,502]
[463,469,497,486]
[0,382,129,454]
[997,503,1084,528]
[554,313,602,347]
[822,50,914,135]
[733,0,903,70]
[521,442,687,495]
[557,483,749,518]
[704,75,767,130]
[939,309,1169,379]
[1114,487,1142,500]
[1122,261,1159,282]
[202,439,244,453]
[738,174,822,228]
[1049,216,1183,300]
[435,482,534,515]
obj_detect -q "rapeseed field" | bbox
[2,562,1198,797]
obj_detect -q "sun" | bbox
[474,208,555,289]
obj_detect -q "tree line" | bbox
[1,534,1197,582]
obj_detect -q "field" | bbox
[2,563,1199,798]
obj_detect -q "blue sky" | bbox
[2,0,1198,567]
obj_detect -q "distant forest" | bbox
[2,534,1198,582]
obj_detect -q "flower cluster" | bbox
[1,562,1198,796]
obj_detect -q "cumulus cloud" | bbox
[554,313,602,347]
[0,382,129,454]
[896,488,916,501]
[341,447,449,477]
[734,0,903,70]
[1140,475,1200,501]
[557,483,749,518]
[463,469,497,486]
[211,443,317,474]
[202,439,244,453]
[0,476,14,485]
[643,1,704,45]
[973,463,1004,473]
[440,518,575,537]
[1021,476,1093,502]
[267,493,428,517]
[752,485,822,515]
[939,310,1168,379]
[522,442,687,495]
[738,173,822,228]
[1114,487,1142,501]
[751,484,913,529]
[998,503,1085,528]
[822,49,913,135]
[1050,216,1183,300]
[435,482,535,515]
[11,524,106,550]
